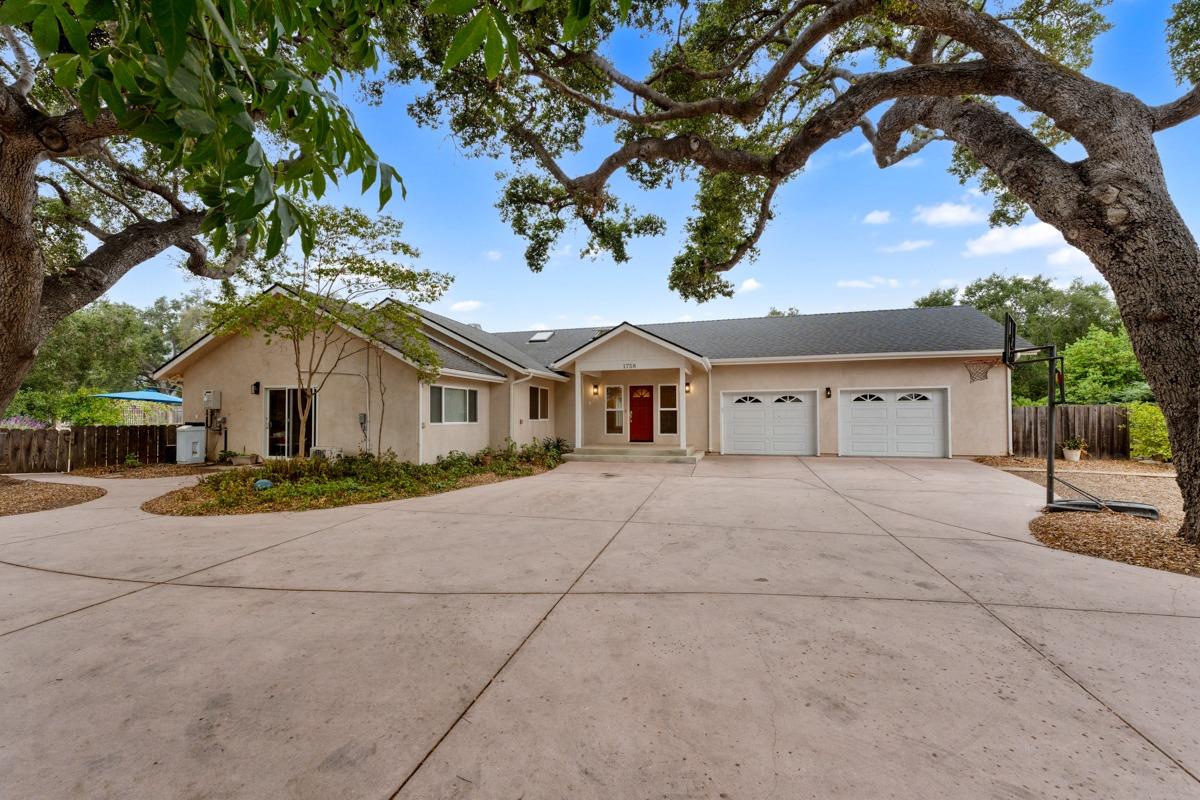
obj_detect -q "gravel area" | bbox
[71,463,216,479]
[1009,470,1199,577]
[0,476,106,516]
[975,455,1175,475]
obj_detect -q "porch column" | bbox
[679,366,687,450]
[574,364,583,449]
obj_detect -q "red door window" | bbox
[629,385,654,442]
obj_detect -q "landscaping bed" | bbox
[71,463,216,479]
[0,476,106,516]
[142,440,566,515]
[975,455,1175,475]
[1004,467,1198,578]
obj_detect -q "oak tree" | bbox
[379,0,1200,541]
[0,0,400,411]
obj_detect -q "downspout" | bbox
[509,371,534,444]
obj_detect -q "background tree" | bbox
[1062,325,1152,404]
[218,205,451,457]
[391,0,1200,541]
[766,306,800,316]
[914,273,1122,400]
[0,0,401,410]
[143,289,215,363]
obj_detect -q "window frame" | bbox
[430,384,479,424]
[529,385,550,421]
[657,383,678,436]
[604,385,625,435]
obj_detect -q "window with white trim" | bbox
[430,385,478,423]
[774,394,804,403]
[897,392,931,402]
[605,386,624,434]
[852,393,885,402]
[733,395,763,404]
[529,386,550,420]
[659,385,678,435]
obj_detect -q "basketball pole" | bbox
[1046,344,1056,507]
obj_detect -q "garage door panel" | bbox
[839,389,947,458]
[722,391,816,456]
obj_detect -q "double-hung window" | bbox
[529,386,550,420]
[605,386,624,434]
[430,385,478,423]
[658,385,678,435]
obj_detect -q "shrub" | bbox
[1126,402,1171,461]
[0,415,49,429]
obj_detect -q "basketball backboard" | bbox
[1002,313,1018,367]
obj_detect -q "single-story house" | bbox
[153,290,1023,463]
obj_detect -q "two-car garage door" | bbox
[721,391,816,455]
[838,389,948,457]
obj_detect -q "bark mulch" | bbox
[1009,470,1199,578]
[71,463,216,479]
[976,455,1175,475]
[0,476,106,516]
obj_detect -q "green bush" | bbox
[1126,402,1171,461]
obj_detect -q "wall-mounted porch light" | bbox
[825,387,832,399]
[685,382,691,394]
[592,384,600,397]
[251,381,261,395]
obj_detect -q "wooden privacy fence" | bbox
[1011,405,1129,459]
[0,425,176,473]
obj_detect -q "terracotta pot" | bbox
[230,454,258,466]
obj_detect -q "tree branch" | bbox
[1152,86,1200,131]
[1,26,34,97]
[35,175,113,239]
[50,157,148,221]
[38,211,205,333]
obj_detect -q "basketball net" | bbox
[964,358,999,382]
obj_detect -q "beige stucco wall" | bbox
[175,331,419,461]
[422,377,494,460]
[510,377,558,445]
[707,357,1009,456]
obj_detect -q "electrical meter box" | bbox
[202,390,222,410]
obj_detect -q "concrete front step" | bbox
[564,451,705,464]
[573,446,693,457]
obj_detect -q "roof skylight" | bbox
[528,330,555,342]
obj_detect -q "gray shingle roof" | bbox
[490,306,1025,366]
[418,308,549,372]
[425,339,505,378]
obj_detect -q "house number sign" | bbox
[623,362,637,369]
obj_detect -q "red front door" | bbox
[629,385,654,442]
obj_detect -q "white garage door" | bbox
[722,391,817,455]
[838,389,948,457]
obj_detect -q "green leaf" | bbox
[32,7,61,57]
[569,0,591,20]
[199,0,249,73]
[167,65,205,107]
[443,7,490,70]
[491,10,521,71]
[52,5,90,54]
[426,0,477,16]
[562,11,588,41]
[484,14,504,79]
[175,107,217,133]
[77,74,100,121]
[150,0,193,69]
[519,0,545,10]
[52,55,80,89]
[252,166,274,207]
[0,0,41,25]
[617,0,631,19]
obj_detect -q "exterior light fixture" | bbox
[592,384,600,397]
[251,381,261,395]
[685,382,691,394]
[825,387,832,399]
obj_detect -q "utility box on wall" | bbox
[202,389,222,410]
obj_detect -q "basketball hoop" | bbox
[964,358,999,382]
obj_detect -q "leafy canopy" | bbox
[1,0,401,257]
[1061,325,1151,404]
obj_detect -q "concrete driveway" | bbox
[1,457,1198,799]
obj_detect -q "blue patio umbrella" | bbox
[92,390,182,404]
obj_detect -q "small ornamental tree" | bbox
[1062,325,1148,405]
[0,0,401,411]
[217,205,451,457]
[380,0,1200,538]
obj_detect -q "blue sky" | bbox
[108,0,1199,333]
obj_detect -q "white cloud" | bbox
[963,222,1064,257]
[913,202,986,227]
[482,249,502,261]
[1047,246,1089,267]
[862,210,891,225]
[739,277,762,293]
[879,239,934,253]
[837,276,901,289]
[450,300,482,312]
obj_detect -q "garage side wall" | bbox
[708,357,1008,456]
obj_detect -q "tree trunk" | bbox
[1080,164,1200,544]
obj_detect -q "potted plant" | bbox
[1061,436,1087,462]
